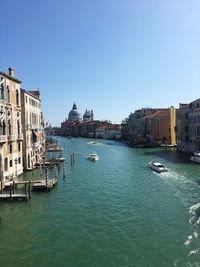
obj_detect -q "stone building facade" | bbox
[21,90,45,169]
[0,68,23,183]
[176,99,200,153]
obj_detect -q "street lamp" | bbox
[14,158,18,179]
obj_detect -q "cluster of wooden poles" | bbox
[0,151,77,202]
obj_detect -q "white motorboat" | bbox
[87,153,98,161]
[190,152,200,163]
[149,161,168,173]
[87,140,97,145]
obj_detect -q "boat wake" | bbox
[183,203,200,260]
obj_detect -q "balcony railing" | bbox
[0,99,6,105]
[7,135,15,141]
[18,134,23,140]
[0,135,7,143]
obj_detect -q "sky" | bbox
[1,0,200,126]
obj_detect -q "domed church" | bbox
[68,102,81,122]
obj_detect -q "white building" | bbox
[21,90,45,169]
[0,68,23,183]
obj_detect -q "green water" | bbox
[1,137,200,267]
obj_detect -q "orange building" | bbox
[128,107,176,146]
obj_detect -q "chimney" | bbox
[8,67,14,77]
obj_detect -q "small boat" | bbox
[190,152,200,163]
[87,140,97,145]
[87,153,98,161]
[57,157,66,162]
[149,161,168,173]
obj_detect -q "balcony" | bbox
[0,99,6,105]
[0,135,7,143]
[18,134,23,140]
[7,135,15,141]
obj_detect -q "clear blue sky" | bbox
[1,0,200,126]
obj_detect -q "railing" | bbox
[0,135,7,143]
[7,135,15,141]
[0,99,6,105]
[18,134,23,140]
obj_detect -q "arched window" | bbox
[3,120,6,135]
[16,89,19,106]
[0,121,3,135]
[4,158,8,172]
[1,84,4,100]
[17,121,20,135]
[8,120,11,135]
[7,86,10,103]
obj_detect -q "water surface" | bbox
[0,137,200,267]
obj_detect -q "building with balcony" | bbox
[21,90,45,169]
[0,68,23,183]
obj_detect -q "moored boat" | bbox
[149,161,168,173]
[190,152,200,163]
[87,153,98,161]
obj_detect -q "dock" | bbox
[32,178,58,191]
[0,193,28,201]
[0,177,58,201]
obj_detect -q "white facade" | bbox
[0,68,23,183]
[21,90,45,169]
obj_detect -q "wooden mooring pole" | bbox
[28,181,31,199]
[25,183,27,198]
[10,184,12,200]
[72,152,75,164]
[71,154,73,166]
[1,180,3,194]
[12,181,15,194]
[63,162,66,178]
[53,164,57,178]
[45,168,48,186]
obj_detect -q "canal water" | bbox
[0,137,200,267]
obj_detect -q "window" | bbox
[8,120,11,135]
[9,160,12,167]
[9,144,12,153]
[7,86,10,103]
[26,96,28,103]
[17,121,20,135]
[18,142,21,151]
[18,157,21,164]
[0,120,6,135]
[4,158,8,171]
[16,90,19,106]
[0,84,4,100]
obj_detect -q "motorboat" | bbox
[87,153,98,161]
[190,152,200,163]
[87,140,97,145]
[149,161,168,173]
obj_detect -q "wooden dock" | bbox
[0,180,31,201]
[0,177,57,200]
[0,193,28,201]
[32,178,58,192]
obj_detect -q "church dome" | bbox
[68,102,80,122]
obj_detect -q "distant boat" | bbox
[87,153,98,161]
[190,152,200,163]
[87,140,97,145]
[148,161,168,173]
